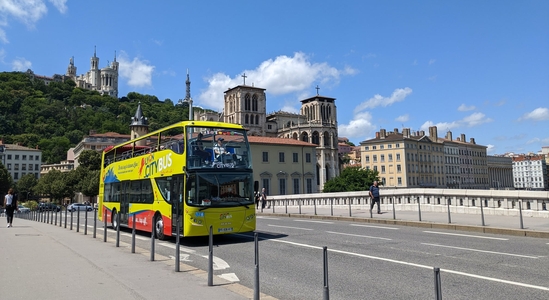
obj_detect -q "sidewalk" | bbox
[0,216,270,300]
[258,205,549,238]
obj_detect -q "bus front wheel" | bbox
[154,214,166,240]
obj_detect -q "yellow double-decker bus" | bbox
[98,121,256,239]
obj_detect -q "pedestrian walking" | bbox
[260,188,269,209]
[369,181,381,214]
[4,188,15,227]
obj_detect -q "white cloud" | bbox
[198,52,354,111]
[117,52,155,87]
[429,59,436,65]
[486,144,495,154]
[458,104,475,111]
[0,0,67,43]
[395,114,409,123]
[280,104,299,114]
[353,87,412,113]
[338,112,376,140]
[12,57,31,71]
[519,107,549,121]
[420,112,493,132]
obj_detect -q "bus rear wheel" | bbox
[154,214,166,240]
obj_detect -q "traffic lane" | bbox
[254,217,549,290]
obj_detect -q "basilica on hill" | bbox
[192,74,341,187]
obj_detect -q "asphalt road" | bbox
[26,211,549,300]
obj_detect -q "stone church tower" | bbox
[222,81,267,136]
[130,102,149,146]
[66,47,119,98]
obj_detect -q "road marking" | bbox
[423,231,508,240]
[200,254,230,270]
[268,224,313,230]
[350,224,399,230]
[266,238,549,292]
[257,216,280,220]
[294,220,334,224]
[159,242,197,254]
[421,243,540,259]
[326,231,392,241]
[168,254,192,262]
[218,273,240,282]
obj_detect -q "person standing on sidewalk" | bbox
[369,181,381,214]
[260,188,269,209]
[4,188,15,227]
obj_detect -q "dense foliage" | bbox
[322,166,381,193]
[0,71,192,164]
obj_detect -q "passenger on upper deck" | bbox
[192,133,211,163]
[213,137,231,162]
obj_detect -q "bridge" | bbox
[265,188,549,218]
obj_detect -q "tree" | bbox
[0,162,13,193]
[322,166,381,193]
[78,169,100,202]
[78,149,102,171]
[15,173,38,200]
[35,169,73,203]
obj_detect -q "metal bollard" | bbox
[323,246,330,300]
[150,221,155,261]
[84,208,88,235]
[434,267,442,300]
[480,200,485,226]
[64,207,67,228]
[93,208,97,238]
[348,198,352,217]
[519,201,524,229]
[54,210,57,226]
[418,199,422,222]
[298,199,302,214]
[314,198,317,215]
[254,232,260,300]
[70,209,73,231]
[208,225,213,286]
[131,214,136,253]
[285,199,288,214]
[392,199,396,220]
[175,213,180,272]
[116,212,120,247]
[76,208,80,233]
[103,208,107,243]
[447,199,452,224]
[330,198,333,216]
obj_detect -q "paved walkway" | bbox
[0,215,274,300]
[257,205,549,238]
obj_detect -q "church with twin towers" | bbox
[191,73,341,189]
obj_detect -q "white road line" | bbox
[326,231,392,241]
[268,224,313,230]
[421,243,540,259]
[350,224,399,230]
[257,217,280,220]
[294,220,334,224]
[200,254,230,270]
[218,273,240,282]
[423,231,508,240]
[266,238,549,292]
[159,242,197,254]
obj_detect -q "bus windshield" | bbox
[186,173,254,208]
[187,126,251,169]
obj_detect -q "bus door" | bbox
[120,181,131,225]
[170,175,184,235]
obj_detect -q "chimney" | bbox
[456,137,460,142]
[470,138,475,144]
[419,130,425,136]
[429,126,438,140]
[380,129,386,139]
[403,128,410,138]
[460,133,466,142]
[394,128,399,134]
[375,132,380,139]
[446,131,453,141]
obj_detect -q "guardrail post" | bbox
[434,267,442,300]
[208,225,213,286]
[116,212,121,247]
[93,208,97,238]
[480,199,485,226]
[447,199,452,224]
[84,208,88,235]
[418,197,422,222]
[323,246,330,300]
[150,220,155,261]
[518,200,524,229]
[254,232,260,300]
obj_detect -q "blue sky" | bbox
[1,1,548,155]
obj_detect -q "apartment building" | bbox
[360,126,488,189]
[0,143,42,183]
[512,155,548,190]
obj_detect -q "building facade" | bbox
[487,155,514,189]
[0,143,42,183]
[360,127,489,189]
[512,155,548,190]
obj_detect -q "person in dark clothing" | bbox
[4,188,15,227]
[369,181,381,214]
